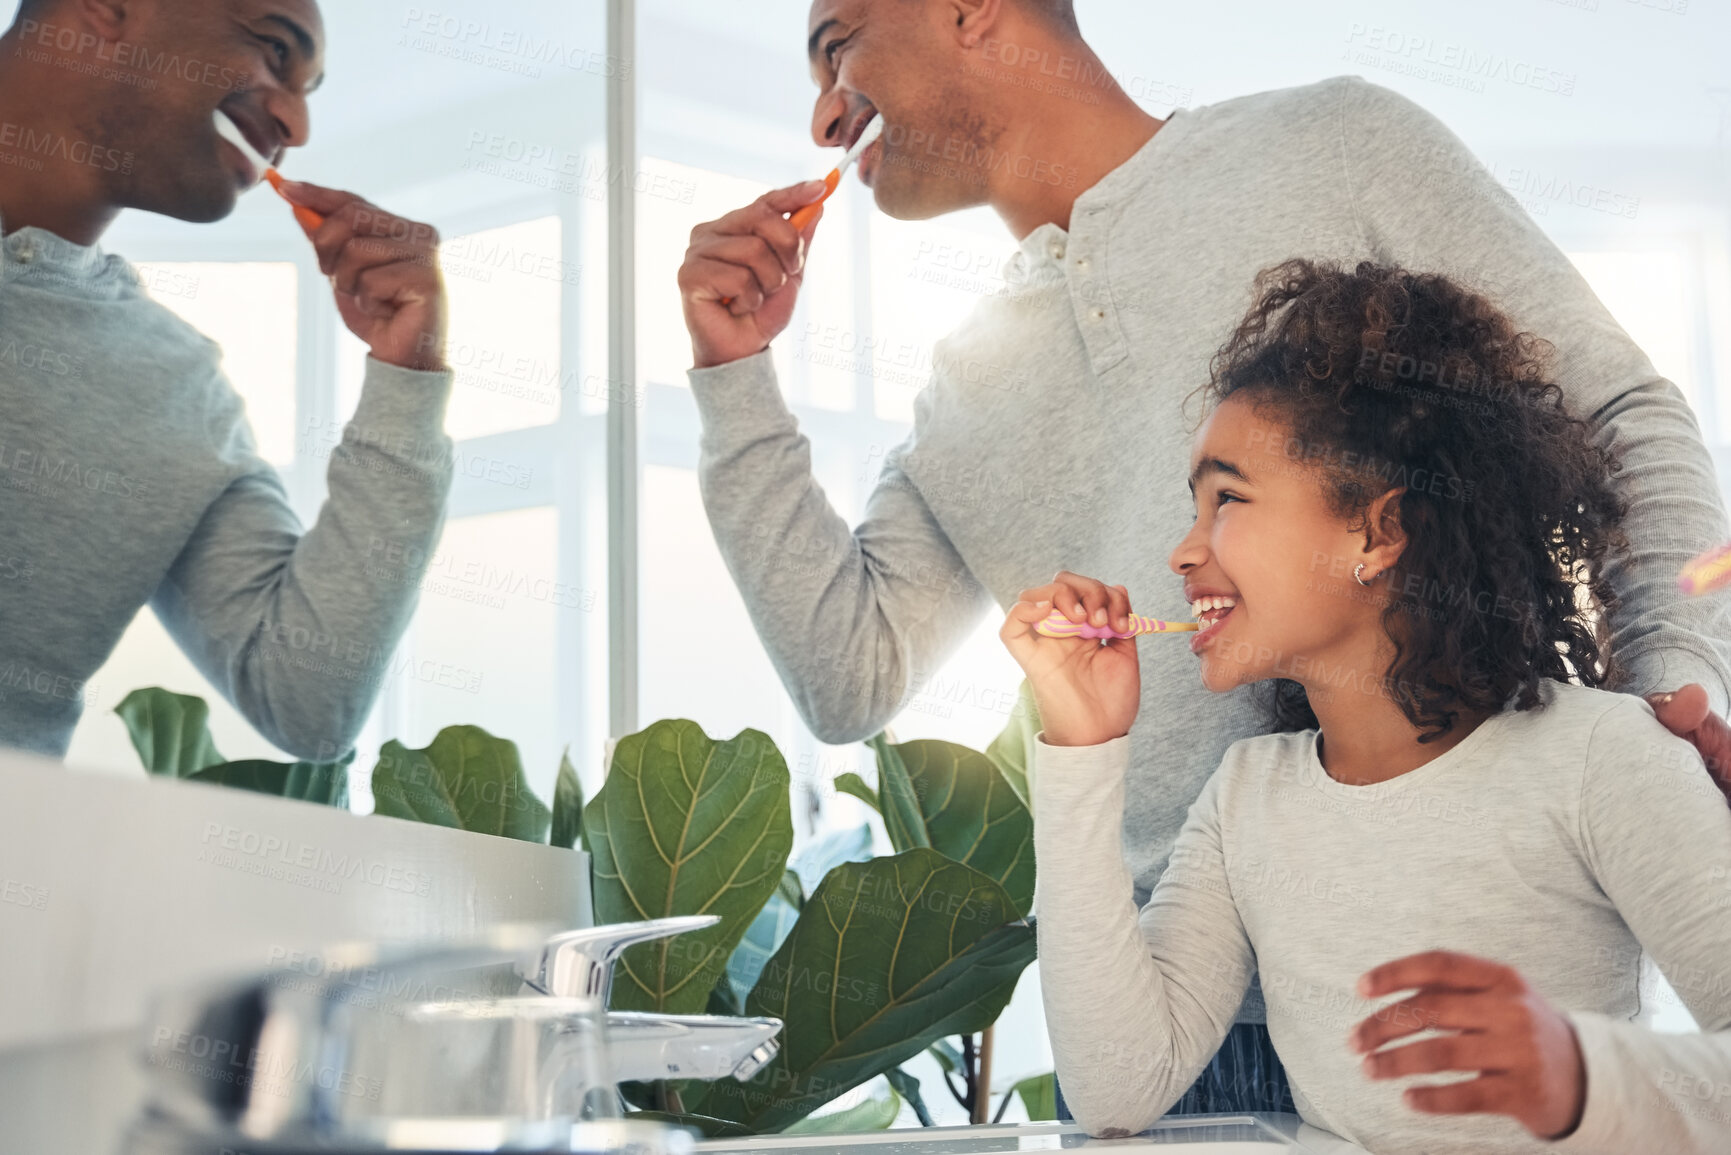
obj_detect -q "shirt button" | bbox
[1049,244,1065,260]
[1092,308,1106,321]
[14,242,33,264]
[1076,257,1090,269]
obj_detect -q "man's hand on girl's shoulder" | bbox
[1647,684,1731,806]
[1349,951,1586,1141]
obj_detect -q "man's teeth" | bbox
[1190,596,1239,618]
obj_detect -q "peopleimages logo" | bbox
[0,337,82,377]
[198,822,433,897]
[1343,23,1576,98]
[0,122,132,175]
[15,20,250,93]
[399,9,631,78]
[148,1025,384,1103]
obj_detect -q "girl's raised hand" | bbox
[1000,572,1141,748]
[1349,951,1586,1140]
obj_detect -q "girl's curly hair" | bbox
[1199,259,1630,739]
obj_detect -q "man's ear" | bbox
[69,0,132,42]
[944,0,1005,48]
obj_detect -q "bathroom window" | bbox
[133,262,300,465]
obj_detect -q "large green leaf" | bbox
[833,772,881,814]
[864,735,931,852]
[690,850,1036,1132]
[371,726,550,843]
[116,688,225,778]
[584,720,793,1015]
[1013,1072,1058,1121]
[986,680,1041,813]
[885,1066,934,1127]
[191,755,352,808]
[783,1083,901,1134]
[627,1111,751,1138]
[117,688,348,808]
[927,1038,963,1076]
[551,747,585,850]
[724,869,803,1001]
[868,738,1035,918]
[706,974,744,1018]
[792,823,874,896]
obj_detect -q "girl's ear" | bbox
[1363,487,1409,573]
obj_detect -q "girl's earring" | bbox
[1354,563,1374,587]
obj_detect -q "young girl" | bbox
[1002,260,1731,1153]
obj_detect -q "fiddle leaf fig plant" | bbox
[116,688,569,848]
[864,734,1036,918]
[861,735,932,852]
[185,757,353,808]
[551,747,586,850]
[118,687,351,807]
[720,868,804,1006]
[583,720,794,1016]
[686,851,1036,1132]
[985,679,1041,813]
[373,726,551,843]
[116,688,225,777]
[832,771,881,813]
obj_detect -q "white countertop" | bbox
[695,1115,1373,1153]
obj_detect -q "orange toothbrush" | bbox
[214,110,325,231]
[264,167,326,231]
[792,114,883,230]
[720,115,882,306]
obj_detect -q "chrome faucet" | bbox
[516,916,784,1084]
[123,928,690,1154]
[123,920,783,1153]
[520,916,721,1003]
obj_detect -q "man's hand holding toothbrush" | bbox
[213,111,447,374]
[276,181,449,374]
[679,114,883,369]
[1002,572,1142,748]
[678,180,829,370]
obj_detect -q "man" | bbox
[678,0,1731,1120]
[0,0,452,761]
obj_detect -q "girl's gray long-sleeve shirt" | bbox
[687,76,1731,920]
[1033,680,1731,1154]
[0,221,453,761]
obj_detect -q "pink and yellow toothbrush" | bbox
[1680,544,1731,596]
[1034,610,1200,640]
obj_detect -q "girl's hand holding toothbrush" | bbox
[1001,572,1142,748]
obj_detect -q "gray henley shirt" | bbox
[686,75,1731,923]
[0,217,453,760]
